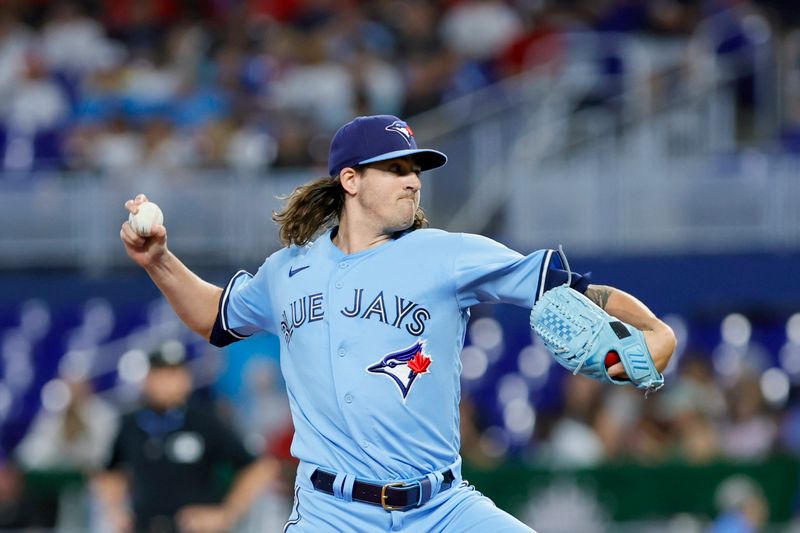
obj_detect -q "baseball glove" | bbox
[530,285,664,392]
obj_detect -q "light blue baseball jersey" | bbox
[218,227,560,481]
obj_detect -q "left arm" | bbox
[175,457,278,533]
[584,284,677,378]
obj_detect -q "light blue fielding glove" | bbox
[530,285,664,392]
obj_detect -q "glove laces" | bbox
[571,325,603,375]
[557,244,571,287]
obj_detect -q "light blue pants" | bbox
[284,462,534,532]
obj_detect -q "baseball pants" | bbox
[283,461,535,532]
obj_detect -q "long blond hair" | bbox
[272,175,428,247]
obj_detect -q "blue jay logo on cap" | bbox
[385,120,414,147]
[367,340,432,401]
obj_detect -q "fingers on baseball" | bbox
[124,199,138,214]
[604,351,630,379]
[120,222,146,248]
[607,362,627,379]
[124,194,149,214]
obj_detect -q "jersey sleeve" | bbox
[210,260,277,347]
[454,233,589,309]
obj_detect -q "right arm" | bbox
[176,457,278,533]
[93,424,133,533]
[120,194,220,339]
[92,471,133,533]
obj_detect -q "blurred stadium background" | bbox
[0,0,799,531]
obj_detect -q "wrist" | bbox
[143,249,175,276]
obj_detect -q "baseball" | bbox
[128,201,164,237]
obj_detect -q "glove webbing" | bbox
[537,291,607,375]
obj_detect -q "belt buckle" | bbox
[380,481,408,511]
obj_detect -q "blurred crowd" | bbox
[458,368,798,476]
[2,0,800,174]
[527,357,792,467]
[0,339,293,531]
[1,303,800,529]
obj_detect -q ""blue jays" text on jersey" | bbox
[280,290,431,344]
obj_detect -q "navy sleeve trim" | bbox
[220,270,252,338]
[210,313,238,347]
[210,270,253,347]
[536,249,554,302]
[543,268,592,294]
[535,249,592,303]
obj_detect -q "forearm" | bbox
[93,471,126,506]
[221,458,278,524]
[144,251,222,339]
[92,472,131,526]
[585,284,660,330]
[585,284,676,372]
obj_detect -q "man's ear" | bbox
[339,167,359,196]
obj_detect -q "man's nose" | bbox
[404,173,421,191]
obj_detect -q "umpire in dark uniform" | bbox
[94,342,275,533]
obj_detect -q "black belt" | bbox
[310,468,456,511]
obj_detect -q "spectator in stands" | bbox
[722,373,777,460]
[15,376,118,472]
[592,387,644,461]
[94,342,276,533]
[710,475,768,533]
[89,114,143,172]
[539,376,607,467]
[440,0,524,62]
[0,4,32,111]
[2,52,69,171]
[661,355,725,464]
[40,0,124,75]
[269,31,356,131]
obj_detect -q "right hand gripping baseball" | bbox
[120,193,168,268]
[530,285,664,392]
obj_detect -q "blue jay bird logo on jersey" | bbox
[367,340,431,400]
[385,121,414,147]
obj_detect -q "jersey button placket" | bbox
[328,261,370,460]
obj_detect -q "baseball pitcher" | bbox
[120,115,676,531]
